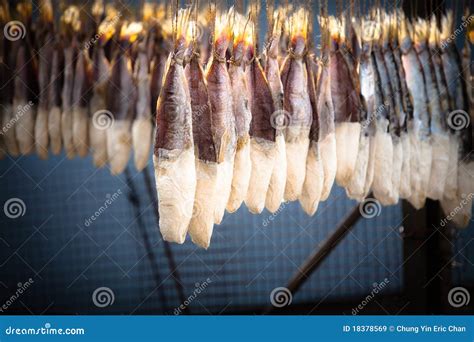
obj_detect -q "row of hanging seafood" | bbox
[0,1,473,248]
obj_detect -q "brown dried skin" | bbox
[329,40,360,124]
[48,45,64,155]
[206,37,236,163]
[61,43,77,159]
[248,47,276,143]
[185,54,217,162]
[306,55,319,143]
[72,49,91,158]
[155,38,192,153]
[89,46,110,167]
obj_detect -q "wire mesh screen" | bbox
[0,152,409,315]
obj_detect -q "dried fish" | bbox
[48,41,64,156]
[391,11,412,199]
[346,18,374,201]
[328,17,361,189]
[89,18,113,168]
[399,16,431,209]
[281,9,312,201]
[154,9,195,244]
[107,22,141,175]
[185,21,218,248]
[132,38,153,171]
[382,13,404,204]
[61,7,80,159]
[299,53,324,214]
[245,22,278,214]
[372,19,394,206]
[72,48,91,158]
[415,18,449,201]
[316,21,337,201]
[205,10,236,223]
[264,10,287,213]
[227,15,252,213]
[15,3,37,156]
